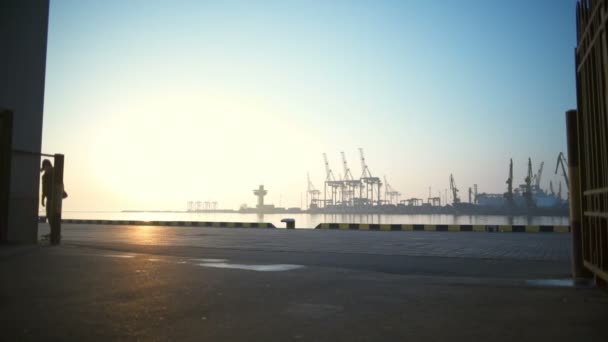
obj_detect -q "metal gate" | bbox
[574,0,608,284]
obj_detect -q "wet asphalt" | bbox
[0,224,606,341]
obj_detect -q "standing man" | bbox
[40,159,54,220]
[41,159,67,240]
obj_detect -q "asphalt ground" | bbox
[0,224,606,341]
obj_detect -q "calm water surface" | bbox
[57,211,570,229]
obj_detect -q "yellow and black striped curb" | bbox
[314,223,570,233]
[39,217,276,229]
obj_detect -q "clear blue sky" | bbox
[43,0,578,210]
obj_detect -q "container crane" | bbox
[383,175,401,205]
[323,153,335,182]
[322,153,341,207]
[449,174,460,204]
[359,148,382,206]
[555,152,569,189]
[341,152,359,206]
[306,172,321,209]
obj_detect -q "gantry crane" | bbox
[323,153,342,207]
[306,172,321,209]
[340,152,359,206]
[449,174,460,204]
[383,175,401,205]
[359,148,382,206]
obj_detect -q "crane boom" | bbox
[341,152,353,181]
[323,153,335,181]
[450,174,460,204]
[359,148,372,178]
[535,161,544,188]
[307,172,318,192]
[504,158,515,206]
[555,152,569,188]
[506,158,513,195]
[523,158,534,207]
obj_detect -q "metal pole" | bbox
[50,154,64,245]
[0,109,13,243]
[565,110,588,279]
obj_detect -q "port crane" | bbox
[383,176,401,205]
[555,152,569,189]
[449,174,460,204]
[323,153,342,207]
[473,184,478,204]
[533,161,544,192]
[340,152,360,206]
[359,148,382,206]
[306,172,321,209]
[504,158,515,207]
[523,158,535,208]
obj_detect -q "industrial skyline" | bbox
[42,0,576,211]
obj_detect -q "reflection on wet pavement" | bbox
[525,278,595,288]
[98,254,135,258]
[70,250,304,273]
[197,263,304,272]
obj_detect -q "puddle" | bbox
[99,254,135,258]
[198,263,304,272]
[191,258,227,263]
[525,278,594,288]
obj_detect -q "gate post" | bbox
[50,154,64,245]
[565,109,589,279]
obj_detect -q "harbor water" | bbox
[56,211,570,229]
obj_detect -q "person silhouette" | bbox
[41,159,67,232]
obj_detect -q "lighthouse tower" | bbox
[253,185,267,209]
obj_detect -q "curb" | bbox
[39,217,276,229]
[314,223,570,233]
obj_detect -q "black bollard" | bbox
[281,218,295,229]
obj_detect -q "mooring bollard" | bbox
[281,218,295,229]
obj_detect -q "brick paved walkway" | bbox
[39,224,571,262]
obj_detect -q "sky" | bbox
[42,0,578,211]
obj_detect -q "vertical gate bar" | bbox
[567,110,589,278]
[50,154,64,245]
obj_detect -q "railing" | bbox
[573,0,608,285]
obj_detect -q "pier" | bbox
[1,222,606,341]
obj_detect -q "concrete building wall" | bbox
[0,1,50,243]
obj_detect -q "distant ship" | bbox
[476,157,568,212]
